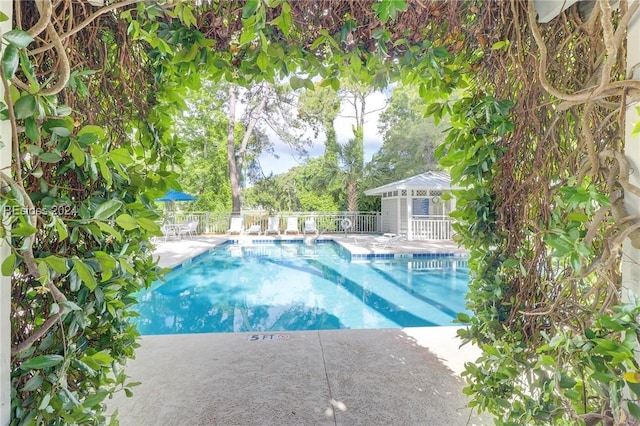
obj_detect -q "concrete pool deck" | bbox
[109,235,490,425]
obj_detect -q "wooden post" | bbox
[622,3,640,297]
[1,1,14,422]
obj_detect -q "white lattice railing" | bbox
[169,211,382,235]
[410,216,453,240]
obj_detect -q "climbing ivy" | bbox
[6,1,640,424]
[1,6,182,423]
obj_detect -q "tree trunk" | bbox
[345,91,366,212]
[347,180,358,212]
[227,84,269,216]
[227,85,242,216]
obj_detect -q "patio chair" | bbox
[245,224,262,235]
[161,223,178,241]
[226,216,244,235]
[265,216,281,235]
[303,218,319,235]
[178,220,199,239]
[284,217,300,235]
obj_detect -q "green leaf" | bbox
[20,355,64,370]
[491,41,508,50]
[242,0,260,18]
[73,260,97,291]
[25,117,40,142]
[4,29,35,48]
[39,152,63,163]
[598,314,626,331]
[632,118,640,137]
[12,223,38,236]
[43,255,69,274]
[502,258,519,268]
[179,4,197,27]
[1,252,16,276]
[372,0,408,23]
[559,374,577,388]
[110,148,133,165]
[14,94,37,119]
[98,161,112,186]
[56,104,72,116]
[93,200,123,220]
[628,401,640,420]
[22,374,44,392]
[1,44,19,79]
[55,218,68,241]
[50,126,71,137]
[173,44,199,63]
[96,222,122,242]
[115,214,138,231]
[69,141,85,166]
[91,351,115,366]
[432,46,449,59]
[78,124,105,140]
[83,391,109,409]
[239,26,257,44]
[628,382,640,396]
[137,217,161,233]
[290,76,303,90]
[38,393,51,410]
[60,300,82,311]
[257,51,268,71]
[42,117,73,135]
[77,133,98,147]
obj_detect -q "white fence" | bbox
[171,211,382,235]
[169,211,453,240]
[410,216,453,241]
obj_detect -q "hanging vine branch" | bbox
[6,0,640,423]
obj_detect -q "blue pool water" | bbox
[135,241,470,335]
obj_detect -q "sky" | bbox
[257,91,389,176]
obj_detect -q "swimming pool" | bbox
[134,241,470,334]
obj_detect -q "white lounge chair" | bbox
[303,218,318,235]
[245,224,262,235]
[227,217,244,234]
[265,216,281,235]
[284,217,300,235]
[372,233,406,248]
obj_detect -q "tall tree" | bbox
[366,83,448,184]
[298,83,342,165]
[226,82,307,214]
[339,78,383,212]
[227,84,268,215]
[173,81,232,212]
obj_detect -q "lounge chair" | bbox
[265,216,281,235]
[284,217,300,235]
[372,233,406,248]
[245,224,262,235]
[303,218,318,235]
[227,217,244,234]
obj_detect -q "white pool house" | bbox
[364,171,456,241]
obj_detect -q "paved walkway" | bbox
[109,235,491,425]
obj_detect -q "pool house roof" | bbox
[363,171,453,196]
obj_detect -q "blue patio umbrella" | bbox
[156,190,197,221]
[157,189,197,202]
